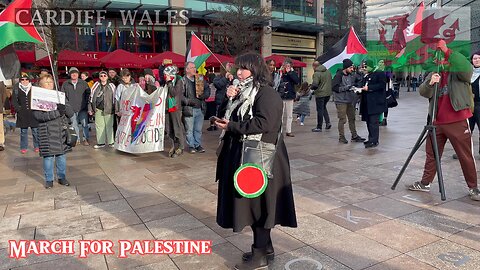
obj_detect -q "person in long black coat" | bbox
[360,60,387,148]
[32,75,75,189]
[12,73,39,153]
[213,52,297,270]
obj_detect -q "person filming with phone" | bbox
[407,40,480,201]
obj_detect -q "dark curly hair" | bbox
[235,52,272,87]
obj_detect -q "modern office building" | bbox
[440,0,480,52]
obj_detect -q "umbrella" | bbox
[36,50,100,67]
[206,53,235,67]
[264,54,307,68]
[147,51,185,67]
[99,49,149,69]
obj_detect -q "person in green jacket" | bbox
[408,40,480,201]
[311,61,332,132]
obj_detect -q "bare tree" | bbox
[206,0,270,56]
[323,0,366,49]
[31,0,97,81]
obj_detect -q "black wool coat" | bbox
[216,85,297,232]
[360,71,387,121]
[12,83,39,128]
[33,102,74,157]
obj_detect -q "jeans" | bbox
[0,114,4,145]
[43,154,66,182]
[299,114,306,123]
[70,111,89,141]
[20,127,39,150]
[315,96,331,129]
[283,100,294,133]
[184,107,204,148]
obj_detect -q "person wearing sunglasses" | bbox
[89,71,116,149]
[12,72,39,154]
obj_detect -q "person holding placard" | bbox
[32,75,74,189]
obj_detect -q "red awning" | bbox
[147,51,185,67]
[264,54,307,68]
[206,53,234,67]
[36,50,100,67]
[99,49,149,69]
[16,50,36,63]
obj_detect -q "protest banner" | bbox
[30,86,65,111]
[115,84,166,153]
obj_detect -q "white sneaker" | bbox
[93,144,105,149]
[300,122,304,126]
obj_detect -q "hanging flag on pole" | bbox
[0,0,44,51]
[186,32,212,75]
[316,27,367,76]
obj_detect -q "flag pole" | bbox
[191,32,227,71]
[38,25,61,103]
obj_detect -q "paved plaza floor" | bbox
[1,89,480,269]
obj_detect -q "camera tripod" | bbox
[391,51,447,201]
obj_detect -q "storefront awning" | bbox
[264,54,307,68]
[99,49,149,68]
[36,50,100,67]
[147,51,185,67]
[206,53,234,67]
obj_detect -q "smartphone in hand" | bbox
[209,116,225,124]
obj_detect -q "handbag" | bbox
[241,138,277,178]
[64,124,78,147]
[233,127,282,198]
[386,90,398,108]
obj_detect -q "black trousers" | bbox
[315,96,331,128]
[366,113,381,144]
[469,102,480,153]
[251,224,271,249]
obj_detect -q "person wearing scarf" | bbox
[214,52,297,270]
[359,59,387,148]
[468,51,480,154]
[452,51,480,160]
[12,73,39,154]
[408,40,480,201]
[88,71,116,149]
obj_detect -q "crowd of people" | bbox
[3,43,480,268]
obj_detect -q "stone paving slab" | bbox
[2,91,480,269]
[311,232,401,270]
[407,239,480,270]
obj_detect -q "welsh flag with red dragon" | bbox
[367,2,471,71]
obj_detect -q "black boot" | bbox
[242,242,274,262]
[235,246,268,270]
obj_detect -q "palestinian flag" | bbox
[317,27,367,76]
[0,45,20,81]
[186,32,211,75]
[0,0,44,51]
